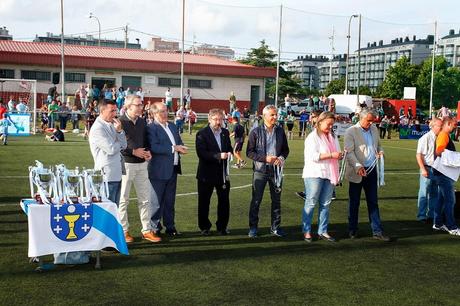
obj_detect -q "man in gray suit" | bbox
[344,108,389,241]
[147,102,188,237]
[89,99,127,205]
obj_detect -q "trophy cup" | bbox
[55,165,84,204]
[29,161,58,204]
[82,169,108,202]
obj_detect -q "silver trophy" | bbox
[55,165,84,204]
[82,169,108,202]
[29,160,58,204]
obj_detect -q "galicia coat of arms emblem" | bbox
[50,202,93,241]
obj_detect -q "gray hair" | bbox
[124,94,142,107]
[208,108,224,118]
[262,104,277,116]
[359,108,377,120]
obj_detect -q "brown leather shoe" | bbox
[124,232,134,243]
[143,231,162,243]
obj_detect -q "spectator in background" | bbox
[286,111,295,140]
[48,100,59,129]
[229,91,236,113]
[75,84,88,108]
[165,87,173,112]
[45,125,65,142]
[47,85,57,104]
[59,102,70,130]
[437,105,451,119]
[71,105,80,131]
[184,89,192,108]
[284,94,292,112]
[379,115,390,139]
[7,95,16,112]
[84,104,97,140]
[231,107,241,121]
[16,99,29,114]
[186,107,197,135]
[116,87,126,110]
[136,87,145,102]
[328,98,336,113]
[175,105,186,134]
[230,117,246,169]
[92,85,100,101]
[298,109,309,138]
[39,104,49,131]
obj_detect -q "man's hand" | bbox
[421,168,428,178]
[113,118,123,132]
[174,145,188,154]
[273,157,284,166]
[357,167,367,177]
[220,152,230,160]
[266,155,278,164]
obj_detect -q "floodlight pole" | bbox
[274,4,283,108]
[60,0,65,102]
[429,21,437,117]
[344,14,358,95]
[180,0,185,107]
[89,13,101,47]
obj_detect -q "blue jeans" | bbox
[433,173,457,230]
[416,166,437,220]
[302,178,334,234]
[249,170,282,231]
[348,167,383,234]
[107,181,122,206]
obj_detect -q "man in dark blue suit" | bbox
[147,102,188,237]
[195,108,233,235]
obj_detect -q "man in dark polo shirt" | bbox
[119,95,161,244]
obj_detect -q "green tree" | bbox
[416,56,460,109]
[378,56,419,99]
[323,77,345,96]
[239,40,276,68]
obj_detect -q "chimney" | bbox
[379,40,383,46]
[404,36,409,42]
[449,29,455,35]
[413,35,416,41]
[367,42,370,47]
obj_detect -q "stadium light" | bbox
[344,14,359,95]
[88,12,101,47]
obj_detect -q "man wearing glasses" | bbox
[119,95,160,244]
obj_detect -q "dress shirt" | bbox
[158,122,178,165]
[360,125,376,167]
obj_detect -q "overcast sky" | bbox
[1,0,459,61]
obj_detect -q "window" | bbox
[21,70,51,81]
[122,75,142,89]
[0,69,14,79]
[158,77,181,87]
[65,72,86,83]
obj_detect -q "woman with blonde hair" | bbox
[302,111,343,242]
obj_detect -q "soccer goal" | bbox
[0,78,37,135]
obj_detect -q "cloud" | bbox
[188,5,243,36]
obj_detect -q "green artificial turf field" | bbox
[1,129,460,306]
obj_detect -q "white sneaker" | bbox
[448,228,460,236]
[433,224,449,232]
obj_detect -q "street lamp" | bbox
[344,14,358,95]
[88,12,101,47]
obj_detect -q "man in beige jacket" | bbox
[344,109,390,241]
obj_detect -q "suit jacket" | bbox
[89,116,127,182]
[344,123,382,183]
[195,125,233,184]
[246,124,289,173]
[147,121,183,180]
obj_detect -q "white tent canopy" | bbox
[328,94,373,115]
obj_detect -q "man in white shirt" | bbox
[89,99,127,205]
[416,118,442,223]
[165,87,173,112]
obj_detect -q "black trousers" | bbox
[197,179,230,231]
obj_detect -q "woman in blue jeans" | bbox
[302,111,343,242]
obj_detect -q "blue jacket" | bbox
[147,121,183,180]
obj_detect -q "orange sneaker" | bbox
[124,232,134,243]
[143,231,162,243]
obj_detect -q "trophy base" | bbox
[68,196,80,204]
[34,194,52,204]
[91,196,102,203]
